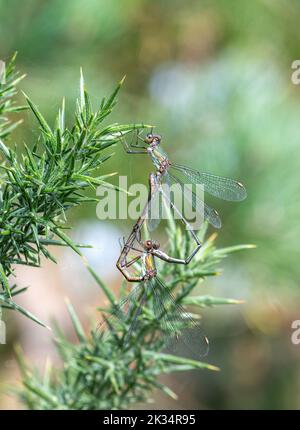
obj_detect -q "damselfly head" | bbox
[144,133,161,146]
[152,240,160,250]
[143,239,160,250]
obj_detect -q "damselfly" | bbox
[122,131,247,229]
[98,192,208,357]
[110,232,209,357]
[97,135,217,356]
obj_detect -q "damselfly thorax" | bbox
[147,146,171,174]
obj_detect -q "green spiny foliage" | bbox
[0,53,27,139]
[0,61,149,325]
[15,222,254,410]
[1,55,253,409]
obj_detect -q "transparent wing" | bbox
[171,163,247,201]
[96,282,145,340]
[151,277,209,358]
[168,170,221,229]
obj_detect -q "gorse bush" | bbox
[0,55,252,409]
[0,55,145,324]
[16,222,252,410]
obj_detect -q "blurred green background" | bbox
[1,0,300,409]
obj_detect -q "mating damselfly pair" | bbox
[98,129,247,358]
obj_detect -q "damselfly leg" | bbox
[121,128,148,154]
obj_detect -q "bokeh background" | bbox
[1,0,300,409]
